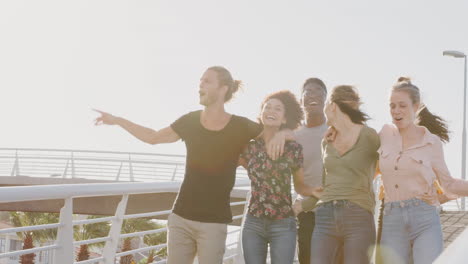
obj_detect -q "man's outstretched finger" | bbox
[92,109,105,115]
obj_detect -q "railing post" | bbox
[71,152,76,178]
[4,234,11,256]
[10,150,20,176]
[62,159,69,178]
[128,154,134,182]
[116,162,123,181]
[171,165,178,181]
[53,198,74,263]
[101,194,129,264]
[234,192,250,264]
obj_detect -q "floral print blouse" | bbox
[241,139,303,219]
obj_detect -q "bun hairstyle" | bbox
[207,66,242,102]
[330,85,369,124]
[260,90,304,130]
[392,77,449,143]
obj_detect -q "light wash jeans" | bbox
[379,198,443,264]
[311,200,376,264]
[242,213,297,264]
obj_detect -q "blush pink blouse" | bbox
[379,124,468,205]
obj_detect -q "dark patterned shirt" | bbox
[242,139,303,219]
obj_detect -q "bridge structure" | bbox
[0,148,466,263]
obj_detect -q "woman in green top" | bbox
[310,85,380,264]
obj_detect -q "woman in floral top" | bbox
[239,90,322,264]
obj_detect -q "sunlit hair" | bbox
[259,90,304,130]
[207,66,242,103]
[392,77,449,142]
[302,77,327,96]
[330,85,369,124]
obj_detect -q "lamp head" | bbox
[443,50,466,58]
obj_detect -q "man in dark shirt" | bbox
[94,66,288,263]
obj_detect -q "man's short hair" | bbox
[302,78,327,95]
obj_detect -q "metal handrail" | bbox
[0,148,248,183]
[0,148,186,158]
[0,181,248,263]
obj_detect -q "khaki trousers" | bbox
[167,213,228,264]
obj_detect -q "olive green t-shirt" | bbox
[318,125,380,213]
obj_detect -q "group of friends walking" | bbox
[94,66,468,264]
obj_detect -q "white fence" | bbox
[1,148,468,263]
[0,182,248,264]
[0,148,249,183]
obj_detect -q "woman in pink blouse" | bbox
[378,77,468,264]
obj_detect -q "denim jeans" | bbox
[379,198,443,264]
[311,200,376,264]
[242,213,297,264]
[297,211,315,264]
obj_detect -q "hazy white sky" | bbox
[1,1,468,177]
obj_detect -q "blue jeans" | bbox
[379,198,443,264]
[242,214,297,264]
[311,200,376,264]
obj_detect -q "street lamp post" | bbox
[443,50,467,210]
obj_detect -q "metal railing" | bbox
[0,182,248,264]
[2,147,462,211]
[0,148,248,183]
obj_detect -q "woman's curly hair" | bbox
[259,90,304,130]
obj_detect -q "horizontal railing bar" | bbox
[226,241,237,247]
[227,228,241,235]
[120,228,168,239]
[123,210,172,220]
[0,147,186,158]
[223,254,238,260]
[13,162,70,167]
[115,244,167,257]
[75,256,104,264]
[73,169,171,176]
[0,156,186,166]
[0,244,59,259]
[74,236,111,246]
[73,216,116,225]
[10,161,179,170]
[232,214,243,220]
[230,201,247,206]
[0,223,62,234]
[0,182,183,203]
[2,168,174,176]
